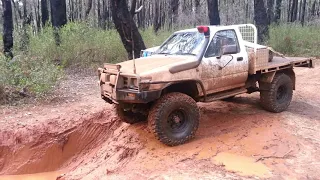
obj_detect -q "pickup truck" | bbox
[98,24,314,146]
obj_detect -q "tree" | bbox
[290,0,299,22]
[111,0,146,60]
[194,0,201,25]
[50,0,67,46]
[2,0,14,58]
[207,0,220,25]
[153,0,161,33]
[267,0,275,24]
[41,0,49,26]
[21,0,29,50]
[274,0,282,24]
[254,0,269,43]
[85,0,93,19]
[169,0,179,29]
[301,0,307,26]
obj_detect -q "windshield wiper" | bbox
[174,52,197,56]
[157,52,172,55]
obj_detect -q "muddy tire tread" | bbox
[260,73,293,113]
[148,92,200,146]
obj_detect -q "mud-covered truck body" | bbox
[98,24,314,146]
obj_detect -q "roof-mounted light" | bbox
[197,26,210,37]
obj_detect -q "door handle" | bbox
[237,57,243,61]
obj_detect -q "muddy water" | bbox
[0,171,64,180]
[213,152,271,178]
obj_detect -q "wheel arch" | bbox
[259,69,296,90]
[161,80,204,101]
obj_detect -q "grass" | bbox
[268,24,320,57]
[0,22,173,104]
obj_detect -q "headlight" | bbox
[132,78,138,87]
[109,75,116,85]
[139,77,152,91]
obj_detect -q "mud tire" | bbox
[148,92,200,146]
[115,105,147,124]
[260,73,293,113]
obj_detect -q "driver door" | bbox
[200,29,248,95]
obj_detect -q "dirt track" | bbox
[1,62,320,180]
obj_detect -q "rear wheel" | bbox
[260,73,293,113]
[115,105,147,124]
[148,92,200,146]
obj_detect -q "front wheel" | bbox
[148,92,200,146]
[260,73,293,113]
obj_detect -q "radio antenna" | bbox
[131,23,137,74]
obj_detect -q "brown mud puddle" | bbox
[213,152,271,178]
[0,171,64,180]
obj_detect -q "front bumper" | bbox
[98,65,161,104]
[101,86,162,104]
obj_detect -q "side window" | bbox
[205,30,240,58]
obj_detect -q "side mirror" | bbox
[217,44,238,59]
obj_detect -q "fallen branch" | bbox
[255,150,293,162]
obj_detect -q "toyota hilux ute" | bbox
[98,24,314,146]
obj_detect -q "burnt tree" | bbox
[290,0,299,22]
[274,0,282,24]
[111,0,146,60]
[254,0,269,43]
[41,0,49,26]
[153,0,161,33]
[169,0,179,29]
[85,0,93,19]
[267,0,275,24]
[301,0,307,26]
[2,0,14,58]
[50,0,67,46]
[194,0,201,25]
[20,0,29,50]
[207,0,220,25]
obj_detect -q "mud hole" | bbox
[0,109,144,180]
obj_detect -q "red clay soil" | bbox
[1,62,320,180]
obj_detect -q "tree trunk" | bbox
[311,0,316,16]
[41,0,49,26]
[101,0,107,29]
[2,0,14,58]
[290,0,298,22]
[111,0,146,60]
[20,0,29,51]
[267,0,275,24]
[207,0,220,25]
[169,0,179,29]
[301,0,307,26]
[287,0,292,22]
[85,0,93,19]
[194,0,201,26]
[153,0,161,33]
[50,0,67,46]
[274,0,282,24]
[254,0,269,43]
[130,0,137,16]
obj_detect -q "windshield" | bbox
[156,32,205,56]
